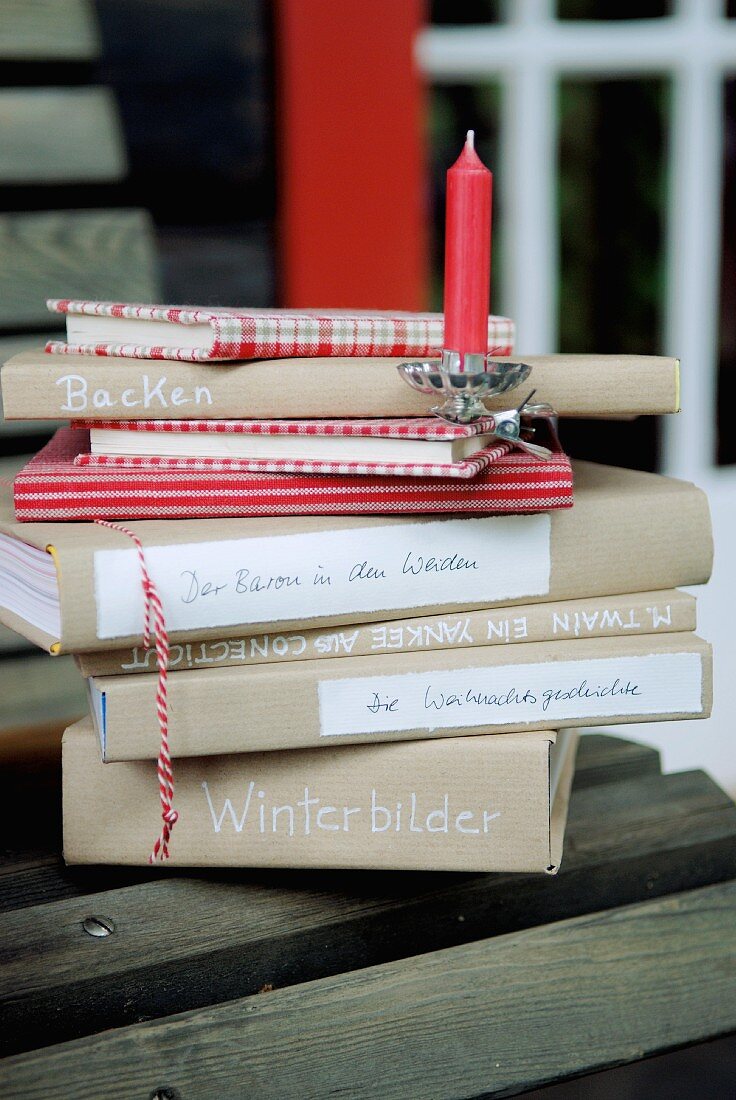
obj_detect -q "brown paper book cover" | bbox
[63,718,579,872]
[0,462,713,655]
[77,588,697,678]
[89,632,712,761]
[2,350,679,420]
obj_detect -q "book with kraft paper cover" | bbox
[75,589,696,678]
[1,350,680,420]
[0,460,711,655]
[87,632,712,762]
[63,720,579,872]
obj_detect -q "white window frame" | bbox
[419,0,736,793]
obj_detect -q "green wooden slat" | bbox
[0,89,127,184]
[0,454,26,478]
[0,210,159,329]
[0,624,32,655]
[0,654,86,732]
[1,759,734,1056]
[574,731,660,786]
[570,731,661,787]
[0,1,100,60]
[1,880,734,1098]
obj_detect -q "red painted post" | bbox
[275,0,428,310]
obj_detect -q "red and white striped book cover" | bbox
[46,300,515,362]
[74,416,507,480]
[14,429,574,521]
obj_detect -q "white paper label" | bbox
[94,516,551,639]
[318,652,703,737]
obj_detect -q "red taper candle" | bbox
[443,130,492,360]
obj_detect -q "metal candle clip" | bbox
[490,390,559,460]
[397,349,532,425]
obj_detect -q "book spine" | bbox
[63,722,574,870]
[45,467,712,654]
[12,427,575,521]
[45,310,515,361]
[96,633,712,761]
[2,353,680,419]
[76,589,696,678]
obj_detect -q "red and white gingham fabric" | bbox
[45,300,515,361]
[74,447,513,480]
[74,415,508,480]
[14,428,574,520]
[74,416,499,439]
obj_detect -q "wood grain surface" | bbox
[0,623,31,654]
[0,210,158,328]
[0,0,100,60]
[0,89,126,184]
[1,879,734,1099]
[0,737,734,1063]
[0,653,86,732]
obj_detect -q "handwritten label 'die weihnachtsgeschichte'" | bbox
[93,516,551,639]
[317,652,704,737]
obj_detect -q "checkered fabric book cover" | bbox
[46,301,515,361]
[75,416,499,439]
[14,428,574,520]
[75,416,507,479]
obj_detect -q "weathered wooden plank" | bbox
[0,654,86,733]
[0,0,100,60]
[0,89,126,184]
[572,731,661,788]
[0,210,158,329]
[0,624,33,654]
[2,880,735,1099]
[0,761,734,1056]
[0,454,25,478]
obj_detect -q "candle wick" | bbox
[466,129,475,151]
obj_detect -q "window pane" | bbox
[557,78,667,472]
[717,80,736,465]
[94,0,275,306]
[557,0,670,17]
[430,2,503,24]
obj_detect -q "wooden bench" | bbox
[0,732,734,1097]
[0,0,161,739]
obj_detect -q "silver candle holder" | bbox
[397,351,560,459]
[397,349,531,425]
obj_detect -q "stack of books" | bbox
[0,301,712,873]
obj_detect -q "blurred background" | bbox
[1,0,733,796]
[0,1,735,1093]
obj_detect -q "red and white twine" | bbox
[94,520,177,862]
